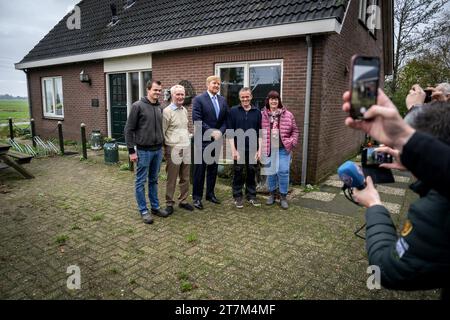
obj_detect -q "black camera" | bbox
[424,89,433,103]
[361,147,393,167]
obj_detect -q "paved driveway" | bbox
[0,154,439,299]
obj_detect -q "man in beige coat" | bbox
[163,85,194,214]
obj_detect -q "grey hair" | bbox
[408,101,450,145]
[239,87,252,96]
[170,84,185,96]
[436,83,450,96]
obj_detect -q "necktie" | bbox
[212,95,220,119]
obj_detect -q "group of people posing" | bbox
[124,76,299,224]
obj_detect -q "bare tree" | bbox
[390,0,446,93]
[425,10,450,70]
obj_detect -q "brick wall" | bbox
[28,60,106,142]
[26,0,388,184]
[306,0,386,183]
[152,39,308,183]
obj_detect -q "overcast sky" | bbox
[0,0,79,97]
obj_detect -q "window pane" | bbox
[220,67,244,108]
[54,78,64,116]
[44,79,54,114]
[250,65,281,109]
[359,0,367,21]
[130,72,139,103]
[142,71,152,96]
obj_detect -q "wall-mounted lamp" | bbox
[80,70,91,85]
[163,88,171,102]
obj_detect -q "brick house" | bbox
[15,0,393,184]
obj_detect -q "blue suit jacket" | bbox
[192,91,228,144]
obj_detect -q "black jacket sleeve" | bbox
[219,98,228,135]
[365,205,450,290]
[124,103,139,154]
[401,132,450,199]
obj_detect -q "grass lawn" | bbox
[0,99,30,123]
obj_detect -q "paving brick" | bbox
[0,155,439,300]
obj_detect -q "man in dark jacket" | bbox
[353,103,450,297]
[191,76,228,210]
[124,80,168,224]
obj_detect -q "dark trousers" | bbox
[232,151,257,200]
[193,146,218,200]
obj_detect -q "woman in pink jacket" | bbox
[261,91,299,209]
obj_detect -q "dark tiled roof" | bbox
[19,0,349,64]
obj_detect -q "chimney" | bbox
[125,0,136,8]
[110,3,119,25]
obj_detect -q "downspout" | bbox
[23,69,32,123]
[301,35,313,186]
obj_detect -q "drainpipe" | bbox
[23,69,32,123]
[301,35,313,186]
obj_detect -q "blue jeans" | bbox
[135,148,162,214]
[267,147,291,195]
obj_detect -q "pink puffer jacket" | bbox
[261,107,299,155]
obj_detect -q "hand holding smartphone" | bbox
[349,55,381,119]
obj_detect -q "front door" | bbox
[110,73,127,144]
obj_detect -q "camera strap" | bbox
[342,185,367,240]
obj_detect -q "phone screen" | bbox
[350,56,380,119]
[363,147,393,167]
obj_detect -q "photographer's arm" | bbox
[355,177,435,290]
[401,131,450,199]
[376,146,407,171]
[365,206,423,290]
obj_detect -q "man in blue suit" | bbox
[192,75,228,209]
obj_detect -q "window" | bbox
[141,71,152,96]
[359,0,379,36]
[42,77,64,118]
[219,65,245,108]
[216,61,282,109]
[358,0,368,22]
[130,72,140,103]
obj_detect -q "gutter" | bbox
[23,69,32,125]
[301,35,313,186]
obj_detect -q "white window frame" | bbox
[359,0,378,37]
[358,0,368,23]
[41,76,64,119]
[215,60,284,98]
[367,0,379,36]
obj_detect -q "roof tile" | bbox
[19,0,349,64]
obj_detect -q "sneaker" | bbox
[151,208,169,218]
[234,197,244,209]
[266,192,275,205]
[141,212,153,224]
[248,198,261,207]
[280,195,289,210]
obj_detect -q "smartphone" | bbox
[349,55,380,119]
[424,89,433,103]
[361,147,393,167]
